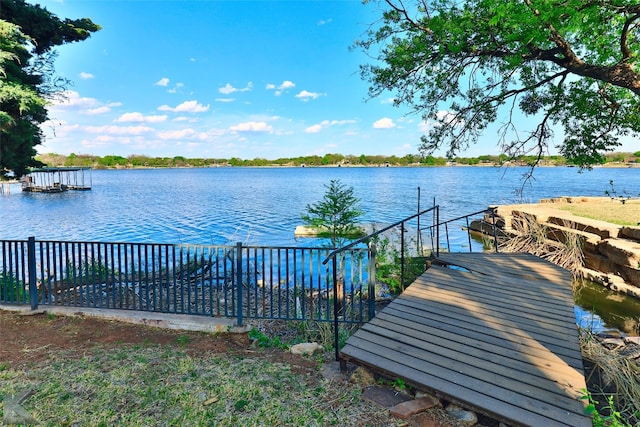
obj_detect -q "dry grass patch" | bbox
[558,199,640,226]
[499,215,584,276]
[0,343,394,426]
[580,330,640,425]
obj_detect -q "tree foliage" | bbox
[357,0,640,168]
[302,180,364,247]
[0,0,100,178]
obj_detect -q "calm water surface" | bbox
[2,166,639,333]
[2,166,638,245]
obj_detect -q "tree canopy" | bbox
[0,0,100,178]
[357,0,640,167]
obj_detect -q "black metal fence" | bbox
[0,239,371,325]
[1,206,501,337]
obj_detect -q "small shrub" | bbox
[583,390,636,427]
[64,257,114,285]
[248,328,287,349]
[0,271,27,302]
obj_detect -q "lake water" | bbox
[2,165,639,245]
[1,165,639,333]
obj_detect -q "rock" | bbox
[625,336,640,345]
[445,404,478,426]
[415,390,440,402]
[390,396,441,419]
[320,361,344,381]
[363,385,413,408]
[620,226,640,242]
[289,342,323,356]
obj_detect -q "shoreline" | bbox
[35,162,640,172]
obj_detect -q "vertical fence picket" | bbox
[27,237,37,309]
[235,242,243,326]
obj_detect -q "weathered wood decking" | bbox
[341,252,591,427]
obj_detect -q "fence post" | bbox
[436,206,440,257]
[332,255,340,362]
[400,221,405,291]
[368,241,376,320]
[235,242,243,326]
[27,237,38,310]
[491,208,499,253]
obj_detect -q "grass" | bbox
[557,198,640,226]
[0,343,392,426]
[580,330,640,426]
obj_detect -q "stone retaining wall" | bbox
[479,197,640,299]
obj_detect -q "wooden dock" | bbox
[341,252,591,427]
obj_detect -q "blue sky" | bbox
[36,0,456,160]
[37,1,636,160]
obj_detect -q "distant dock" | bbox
[22,167,92,193]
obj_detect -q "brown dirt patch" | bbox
[0,310,311,373]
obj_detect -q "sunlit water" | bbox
[2,165,639,333]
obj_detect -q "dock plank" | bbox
[341,253,590,427]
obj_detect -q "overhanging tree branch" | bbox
[358,0,640,167]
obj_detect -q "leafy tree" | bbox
[357,0,640,168]
[0,0,100,178]
[301,179,364,247]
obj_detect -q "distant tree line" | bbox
[35,151,640,170]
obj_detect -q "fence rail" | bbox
[0,238,371,326]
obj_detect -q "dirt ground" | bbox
[0,309,481,427]
[0,309,312,372]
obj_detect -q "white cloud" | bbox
[267,80,296,96]
[318,18,333,25]
[219,82,253,94]
[215,98,235,103]
[436,110,464,125]
[305,124,323,134]
[278,81,295,90]
[419,110,465,131]
[229,121,273,133]
[87,106,111,115]
[50,90,99,108]
[85,125,155,135]
[155,77,170,87]
[116,112,168,123]
[305,119,356,133]
[79,72,95,80]
[295,90,324,102]
[157,128,198,140]
[219,83,237,95]
[373,118,396,129]
[167,82,184,94]
[381,97,395,105]
[158,100,210,113]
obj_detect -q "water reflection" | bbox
[574,279,640,336]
